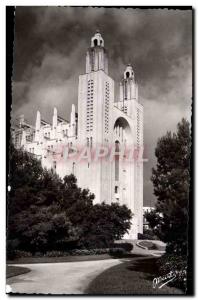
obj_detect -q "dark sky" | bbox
[12,7,192,206]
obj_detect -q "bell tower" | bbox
[120,64,138,102]
[115,64,139,118]
[77,31,114,204]
[86,30,108,74]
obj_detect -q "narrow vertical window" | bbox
[115,141,120,181]
[91,50,95,71]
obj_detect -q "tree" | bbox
[7,145,79,254]
[146,118,191,255]
[13,204,79,253]
[79,202,132,248]
[59,174,94,224]
[58,176,132,249]
[7,144,133,254]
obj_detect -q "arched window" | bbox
[94,39,98,46]
[126,71,130,78]
[115,141,120,181]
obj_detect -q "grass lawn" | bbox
[7,254,114,264]
[138,241,158,250]
[7,266,30,278]
[138,241,165,251]
[85,256,184,295]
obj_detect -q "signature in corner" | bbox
[153,272,176,289]
[153,270,186,289]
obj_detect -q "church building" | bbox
[12,31,144,239]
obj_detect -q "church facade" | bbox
[13,31,144,239]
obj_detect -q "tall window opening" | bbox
[115,141,120,181]
[126,71,130,78]
[91,50,95,71]
[124,81,127,99]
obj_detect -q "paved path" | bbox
[7,259,122,294]
[7,241,167,294]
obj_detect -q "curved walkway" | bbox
[7,259,122,294]
[7,241,169,295]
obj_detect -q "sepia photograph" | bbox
[6,6,193,295]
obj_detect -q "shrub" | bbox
[71,249,93,256]
[109,248,126,257]
[138,231,158,240]
[7,249,16,260]
[7,250,32,260]
[15,250,32,257]
[144,228,158,239]
[45,251,70,257]
[34,252,44,257]
[94,248,110,255]
[71,248,110,256]
[8,247,133,259]
[111,242,133,252]
[45,248,110,257]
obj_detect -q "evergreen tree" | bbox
[146,118,191,255]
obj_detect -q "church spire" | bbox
[119,64,138,101]
[124,64,135,80]
[86,31,108,74]
[91,30,104,47]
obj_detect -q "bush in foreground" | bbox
[111,242,133,252]
[7,246,133,260]
[109,248,126,257]
[138,228,159,240]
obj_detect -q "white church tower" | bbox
[113,64,144,237]
[77,30,114,204]
[77,31,143,238]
